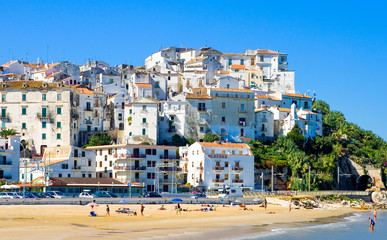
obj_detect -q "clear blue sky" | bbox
[1,0,386,140]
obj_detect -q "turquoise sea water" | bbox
[238,211,383,240]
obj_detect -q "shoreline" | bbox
[0,204,360,239]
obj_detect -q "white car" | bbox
[79,191,94,198]
[0,192,22,199]
[46,191,67,198]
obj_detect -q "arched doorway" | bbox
[356,175,373,190]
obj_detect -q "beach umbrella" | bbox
[171,198,183,202]
[119,199,130,204]
[253,198,264,204]
[218,197,224,201]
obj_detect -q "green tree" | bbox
[0,129,19,138]
[312,100,331,115]
[186,138,196,145]
[170,134,187,146]
[83,134,111,147]
[203,133,219,142]
[286,124,305,148]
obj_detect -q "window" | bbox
[22,123,26,129]
[240,59,244,65]
[57,122,61,128]
[42,122,46,128]
[129,132,132,136]
[22,94,26,101]
[281,57,285,62]
[1,109,6,118]
[57,133,61,139]
[240,104,245,111]
[260,56,264,62]
[57,93,61,101]
[88,160,92,166]
[1,94,6,102]
[142,118,146,123]
[42,108,47,118]
[226,84,230,89]
[142,129,146,136]
[22,107,27,115]
[42,93,47,101]
[198,102,206,111]
[225,174,229,180]
[82,151,85,157]
[142,105,146,111]
[57,107,62,115]
[222,117,225,122]
[86,102,91,111]
[200,127,204,133]
[118,113,122,121]
[129,109,132,114]
[168,76,171,80]
[228,59,232,65]
[225,162,229,167]
[42,133,46,139]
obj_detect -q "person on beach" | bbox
[289,201,292,212]
[141,203,144,216]
[106,205,110,217]
[369,217,375,231]
[176,203,182,215]
[373,209,377,220]
[264,199,267,211]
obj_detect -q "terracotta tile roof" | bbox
[249,68,256,71]
[191,88,208,94]
[230,65,246,70]
[136,83,152,88]
[255,95,268,99]
[211,88,253,93]
[256,49,287,55]
[0,81,65,89]
[277,107,291,112]
[44,71,63,78]
[283,93,312,99]
[186,93,211,100]
[71,85,94,95]
[216,70,230,74]
[1,60,18,67]
[222,53,246,56]
[199,142,250,149]
[256,94,281,101]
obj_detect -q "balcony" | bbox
[85,120,93,124]
[114,166,146,171]
[196,166,203,171]
[198,107,206,112]
[159,155,180,160]
[84,108,93,112]
[213,166,225,171]
[213,179,225,183]
[232,179,244,183]
[0,114,10,121]
[36,113,53,120]
[72,166,81,170]
[260,127,267,132]
[232,167,244,171]
[238,108,247,113]
[207,154,228,159]
[117,153,146,159]
[158,166,181,172]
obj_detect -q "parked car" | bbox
[9,192,23,198]
[79,190,94,199]
[93,191,112,198]
[33,192,54,198]
[23,192,39,198]
[0,192,16,199]
[106,191,118,198]
[143,192,162,198]
[191,193,206,199]
[46,191,67,198]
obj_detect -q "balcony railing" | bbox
[232,167,244,171]
[159,155,180,160]
[0,114,10,120]
[114,166,146,171]
[85,120,93,124]
[72,166,81,170]
[117,154,146,159]
[233,179,244,183]
[158,166,181,172]
[238,108,247,113]
[213,166,225,171]
[198,108,206,112]
[213,179,225,183]
[84,108,93,112]
[207,154,228,159]
[37,113,53,120]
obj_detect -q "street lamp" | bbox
[20,141,27,198]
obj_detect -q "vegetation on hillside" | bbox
[249,100,387,191]
[83,134,112,147]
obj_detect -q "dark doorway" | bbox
[356,175,373,190]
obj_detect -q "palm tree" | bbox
[0,129,19,138]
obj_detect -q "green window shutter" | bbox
[57,122,61,128]
[42,94,46,101]
[42,122,46,128]
[22,123,26,129]
[57,107,61,115]
[1,109,6,118]
[42,108,47,118]
[57,133,61,139]
[22,108,26,115]
[22,94,26,101]
[42,133,46,139]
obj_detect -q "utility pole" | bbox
[308,165,311,192]
[271,165,274,192]
[261,172,264,192]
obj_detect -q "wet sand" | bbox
[0,204,356,240]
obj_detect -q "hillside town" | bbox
[0,47,323,195]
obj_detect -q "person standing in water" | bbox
[369,217,375,231]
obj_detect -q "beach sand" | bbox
[0,203,356,240]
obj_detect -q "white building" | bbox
[0,136,20,182]
[158,99,186,143]
[186,142,254,190]
[19,146,96,184]
[86,144,179,193]
[125,97,159,145]
[255,108,275,139]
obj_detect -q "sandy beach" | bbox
[0,203,357,240]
